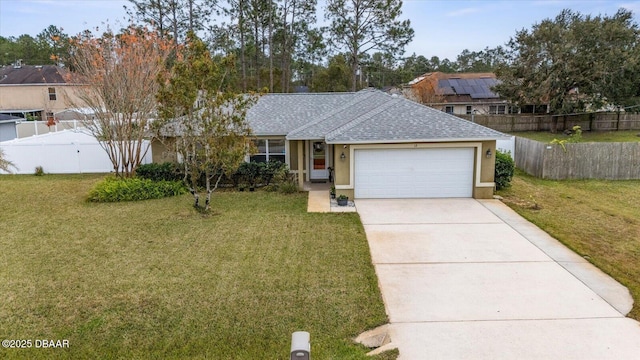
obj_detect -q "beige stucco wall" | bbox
[332,144,354,198]
[0,85,87,118]
[474,140,497,199]
[288,140,300,171]
[333,141,497,200]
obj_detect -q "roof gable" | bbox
[326,95,507,143]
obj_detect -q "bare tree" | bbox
[70,26,173,177]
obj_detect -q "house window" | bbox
[489,105,506,114]
[250,139,285,163]
[466,105,473,115]
[444,105,454,114]
[48,87,56,101]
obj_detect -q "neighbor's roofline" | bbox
[325,136,510,145]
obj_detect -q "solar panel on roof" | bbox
[449,79,459,87]
[439,79,450,87]
[453,85,467,94]
[441,87,455,95]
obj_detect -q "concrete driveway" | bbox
[356,198,640,359]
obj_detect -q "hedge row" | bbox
[87,177,187,202]
[136,161,289,189]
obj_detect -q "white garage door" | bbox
[354,147,475,198]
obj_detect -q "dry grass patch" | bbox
[0,174,389,359]
[498,171,640,320]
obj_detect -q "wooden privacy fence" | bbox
[515,137,640,180]
[457,113,640,133]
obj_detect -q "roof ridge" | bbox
[287,90,378,136]
[263,91,356,96]
[325,96,401,142]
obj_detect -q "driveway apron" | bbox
[356,198,640,359]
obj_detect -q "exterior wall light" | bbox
[340,152,346,160]
[486,149,492,158]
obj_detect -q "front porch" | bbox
[304,181,356,213]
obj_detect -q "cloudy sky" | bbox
[1,0,639,60]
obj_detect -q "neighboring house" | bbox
[156,88,508,199]
[0,114,20,142]
[404,72,513,116]
[0,64,85,122]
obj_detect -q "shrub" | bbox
[262,161,287,185]
[262,184,279,192]
[136,162,183,182]
[495,150,515,190]
[88,177,187,202]
[234,160,287,189]
[236,161,263,188]
[34,166,44,176]
[278,181,298,194]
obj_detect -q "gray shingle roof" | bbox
[246,92,353,136]
[326,94,508,143]
[248,89,507,143]
[286,90,387,139]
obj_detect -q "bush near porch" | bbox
[0,174,390,359]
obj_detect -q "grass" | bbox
[497,170,640,320]
[0,174,390,359]
[512,130,640,143]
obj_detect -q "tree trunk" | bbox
[254,11,261,90]
[285,0,297,93]
[280,0,289,92]
[170,0,179,43]
[351,54,358,92]
[239,0,247,92]
[269,0,273,92]
[188,0,194,32]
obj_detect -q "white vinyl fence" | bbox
[0,130,152,175]
[497,136,515,157]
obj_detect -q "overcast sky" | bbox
[1,0,639,61]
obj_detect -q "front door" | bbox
[310,141,329,179]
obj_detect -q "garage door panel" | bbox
[354,148,474,198]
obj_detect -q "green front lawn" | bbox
[0,175,389,359]
[512,130,640,143]
[498,171,640,320]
